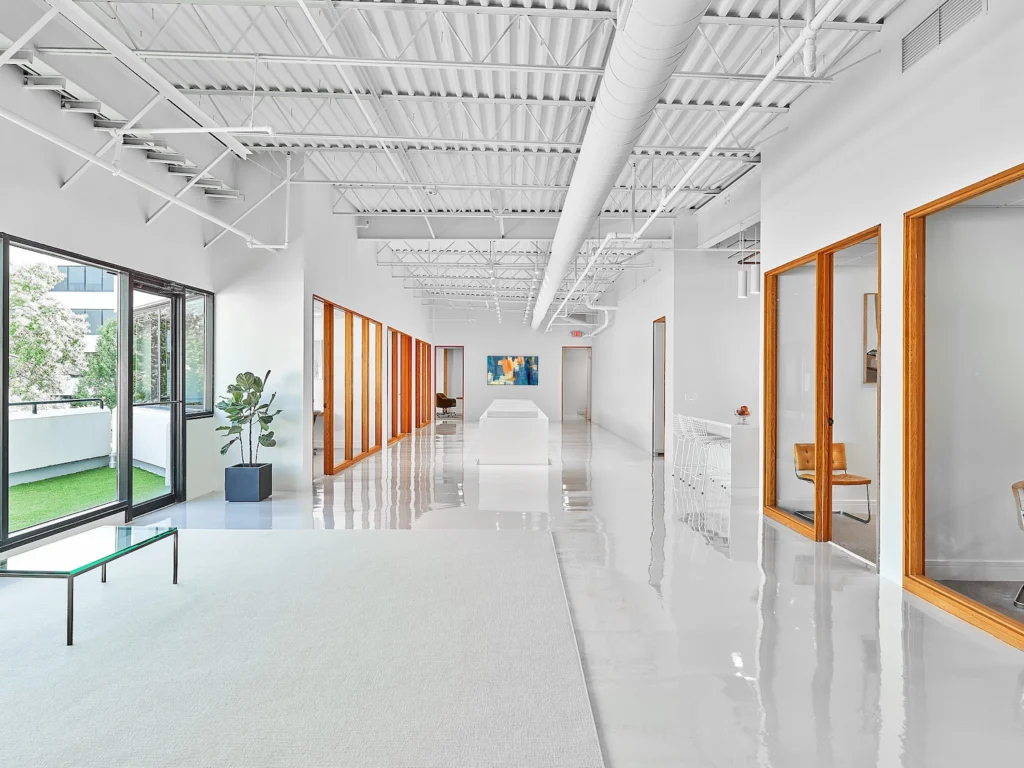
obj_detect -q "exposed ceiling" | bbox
[0,0,904,324]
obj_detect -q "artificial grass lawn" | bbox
[9,466,167,532]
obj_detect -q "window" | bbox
[1,233,217,549]
[6,245,121,534]
[50,265,116,293]
[184,292,213,415]
[73,309,117,334]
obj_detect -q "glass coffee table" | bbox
[0,525,178,645]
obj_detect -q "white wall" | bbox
[758,0,1024,581]
[434,313,571,421]
[673,249,760,425]
[924,207,1024,579]
[446,348,464,398]
[591,249,674,452]
[8,408,110,478]
[562,347,591,419]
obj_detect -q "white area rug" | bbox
[0,530,602,768]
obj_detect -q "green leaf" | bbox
[258,436,277,448]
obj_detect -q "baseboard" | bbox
[926,559,1024,581]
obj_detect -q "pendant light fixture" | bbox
[749,260,761,295]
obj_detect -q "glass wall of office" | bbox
[321,298,382,474]
[416,338,431,429]
[906,167,1024,651]
[765,257,820,537]
[830,237,879,564]
[1,234,213,549]
[764,228,881,550]
[388,327,413,443]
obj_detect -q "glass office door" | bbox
[130,281,184,513]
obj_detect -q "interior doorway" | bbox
[652,317,666,456]
[561,347,592,421]
[435,346,464,420]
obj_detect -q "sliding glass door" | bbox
[130,282,183,512]
[0,234,213,549]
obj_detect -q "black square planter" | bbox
[225,463,273,502]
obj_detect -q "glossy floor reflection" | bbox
[141,421,1024,767]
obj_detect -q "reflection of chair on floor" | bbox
[1010,482,1024,608]
[794,443,872,524]
[436,393,456,416]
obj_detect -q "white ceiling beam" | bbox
[338,211,677,219]
[701,13,882,32]
[84,2,885,32]
[240,134,756,158]
[295,181,720,195]
[176,88,791,113]
[40,48,833,86]
[44,1,249,158]
[247,145,760,163]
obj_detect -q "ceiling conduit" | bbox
[530,0,711,330]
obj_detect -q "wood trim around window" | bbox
[762,225,880,544]
[762,254,819,541]
[903,162,1024,652]
[315,295,384,475]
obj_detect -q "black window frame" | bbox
[0,232,215,553]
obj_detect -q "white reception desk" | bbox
[703,418,758,494]
[479,399,549,465]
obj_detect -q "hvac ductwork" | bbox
[530,0,711,330]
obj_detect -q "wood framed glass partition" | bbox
[416,339,431,429]
[388,327,413,444]
[320,297,382,474]
[764,254,828,540]
[764,227,881,544]
[904,162,1024,652]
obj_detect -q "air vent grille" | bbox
[902,0,985,72]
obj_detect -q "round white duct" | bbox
[530,0,712,330]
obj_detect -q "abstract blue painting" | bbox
[486,355,539,386]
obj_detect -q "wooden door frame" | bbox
[316,294,384,475]
[415,338,432,429]
[903,162,1024,652]
[763,226,881,543]
[561,345,593,422]
[652,317,666,457]
[388,327,414,444]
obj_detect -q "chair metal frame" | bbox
[793,442,872,525]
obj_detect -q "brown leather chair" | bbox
[436,392,456,416]
[793,443,872,524]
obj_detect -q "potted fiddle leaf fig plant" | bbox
[217,370,282,502]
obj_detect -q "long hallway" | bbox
[146,420,1024,767]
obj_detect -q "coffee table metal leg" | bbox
[173,530,178,585]
[101,563,106,583]
[67,576,74,646]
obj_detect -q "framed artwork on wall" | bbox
[487,355,539,386]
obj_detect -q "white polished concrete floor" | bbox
[141,421,1024,767]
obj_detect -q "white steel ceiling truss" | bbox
[0,0,900,311]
